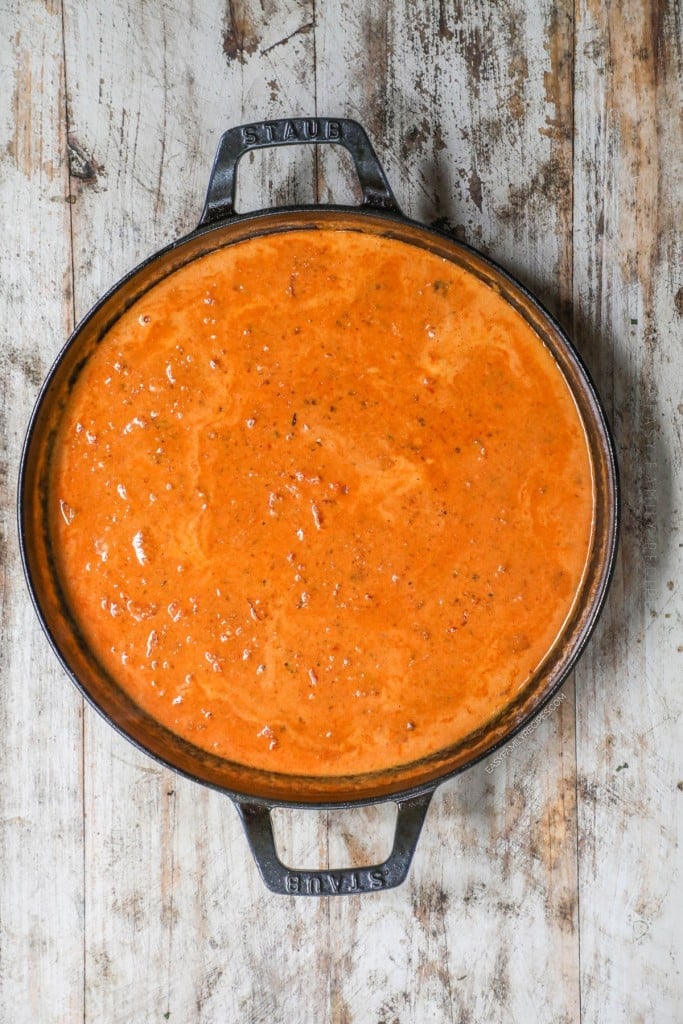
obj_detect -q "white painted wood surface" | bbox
[0,1,680,1021]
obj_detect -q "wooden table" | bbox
[1,2,681,1021]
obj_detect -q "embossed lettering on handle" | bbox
[235,792,433,896]
[199,117,401,225]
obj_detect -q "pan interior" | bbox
[20,210,617,804]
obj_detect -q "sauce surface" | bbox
[49,229,594,777]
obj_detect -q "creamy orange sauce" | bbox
[49,229,593,776]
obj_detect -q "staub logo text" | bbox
[241,119,342,146]
[285,869,386,895]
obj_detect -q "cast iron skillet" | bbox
[19,118,619,895]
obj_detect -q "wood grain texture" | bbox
[0,3,85,1022]
[61,2,331,1022]
[314,4,582,1022]
[573,1,683,1021]
[0,0,680,1021]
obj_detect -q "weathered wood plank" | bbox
[0,2,85,1021]
[61,2,333,1022]
[315,2,581,1021]
[573,1,683,1020]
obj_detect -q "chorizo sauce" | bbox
[49,230,594,776]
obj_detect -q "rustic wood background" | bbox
[1,1,681,1021]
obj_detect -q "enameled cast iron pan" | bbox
[19,118,619,895]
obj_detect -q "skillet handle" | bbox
[199,117,401,225]
[234,791,433,896]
